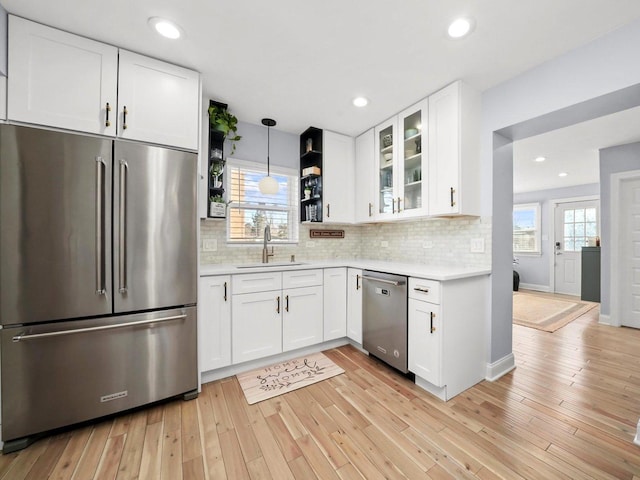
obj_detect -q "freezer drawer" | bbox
[1,306,197,442]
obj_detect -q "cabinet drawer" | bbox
[408,278,441,304]
[283,269,323,289]
[232,272,282,295]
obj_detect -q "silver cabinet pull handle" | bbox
[356,274,361,290]
[397,196,402,213]
[12,314,187,342]
[450,187,456,207]
[95,157,106,296]
[368,202,373,217]
[430,312,436,333]
[119,159,129,293]
[392,198,396,214]
[413,287,430,293]
[362,275,405,286]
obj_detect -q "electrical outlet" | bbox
[380,240,389,248]
[470,238,485,253]
[423,241,433,249]
[202,239,217,252]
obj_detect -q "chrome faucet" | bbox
[262,225,274,263]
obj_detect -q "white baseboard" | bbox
[598,313,614,326]
[519,283,550,292]
[200,338,349,384]
[485,353,516,381]
[635,419,640,447]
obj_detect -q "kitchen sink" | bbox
[235,262,307,269]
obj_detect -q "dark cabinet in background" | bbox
[581,246,601,302]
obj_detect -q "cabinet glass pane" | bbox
[379,125,394,214]
[402,110,422,211]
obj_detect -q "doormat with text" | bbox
[236,352,344,404]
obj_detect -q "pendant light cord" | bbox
[267,124,270,176]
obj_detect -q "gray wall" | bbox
[482,17,640,366]
[230,120,299,169]
[599,141,640,316]
[513,183,599,289]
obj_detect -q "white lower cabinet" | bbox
[198,275,231,371]
[323,268,347,341]
[408,298,441,386]
[283,285,323,351]
[232,290,282,364]
[230,270,323,364]
[346,268,363,343]
[407,275,487,400]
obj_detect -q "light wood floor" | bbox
[2,304,640,479]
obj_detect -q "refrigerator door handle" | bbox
[118,159,128,294]
[95,156,106,296]
[12,313,187,342]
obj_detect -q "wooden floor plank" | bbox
[48,426,92,480]
[71,421,112,480]
[138,421,164,480]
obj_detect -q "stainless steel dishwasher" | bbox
[362,270,409,373]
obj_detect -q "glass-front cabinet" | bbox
[374,99,428,220]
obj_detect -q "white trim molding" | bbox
[598,313,614,326]
[485,353,515,381]
[610,169,640,328]
[519,282,550,292]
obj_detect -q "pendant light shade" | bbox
[259,118,279,195]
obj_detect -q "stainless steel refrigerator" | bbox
[0,125,198,452]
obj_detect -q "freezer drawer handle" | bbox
[95,156,106,296]
[361,275,406,286]
[12,314,188,342]
[119,159,129,293]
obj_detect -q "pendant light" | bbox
[258,118,279,194]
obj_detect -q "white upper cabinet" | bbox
[428,81,481,216]
[322,130,355,224]
[7,16,200,151]
[8,16,118,136]
[373,98,428,221]
[354,129,375,223]
[117,50,200,151]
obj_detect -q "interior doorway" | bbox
[552,199,599,296]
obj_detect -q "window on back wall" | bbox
[226,159,299,244]
[513,203,541,254]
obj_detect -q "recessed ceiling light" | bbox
[148,17,182,39]
[559,172,568,177]
[353,97,369,107]
[448,18,472,38]
[534,156,546,162]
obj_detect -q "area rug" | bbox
[513,291,598,332]
[236,352,344,404]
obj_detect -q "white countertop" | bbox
[199,260,490,281]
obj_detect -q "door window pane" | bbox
[586,208,596,222]
[564,210,574,222]
[575,209,585,223]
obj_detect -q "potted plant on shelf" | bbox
[208,104,242,155]
[210,162,223,188]
[209,195,230,218]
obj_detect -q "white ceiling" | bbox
[4,0,640,138]
[4,1,640,194]
[513,106,640,193]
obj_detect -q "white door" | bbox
[621,178,640,328]
[323,268,347,341]
[283,286,323,352]
[554,200,599,296]
[198,276,231,371]
[347,268,363,343]
[8,16,118,136]
[117,50,200,151]
[354,129,375,223]
[323,131,354,223]
[408,299,442,386]
[232,291,282,363]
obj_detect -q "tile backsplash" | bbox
[200,216,491,268]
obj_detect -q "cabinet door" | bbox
[232,292,282,363]
[8,16,117,136]
[283,286,323,352]
[198,276,231,371]
[323,131,355,223]
[408,298,442,386]
[354,129,375,223]
[428,82,460,215]
[118,50,200,151]
[374,117,398,221]
[397,100,428,219]
[346,268,363,344]
[323,268,347,341]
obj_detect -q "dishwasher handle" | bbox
[362,275,406,286]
